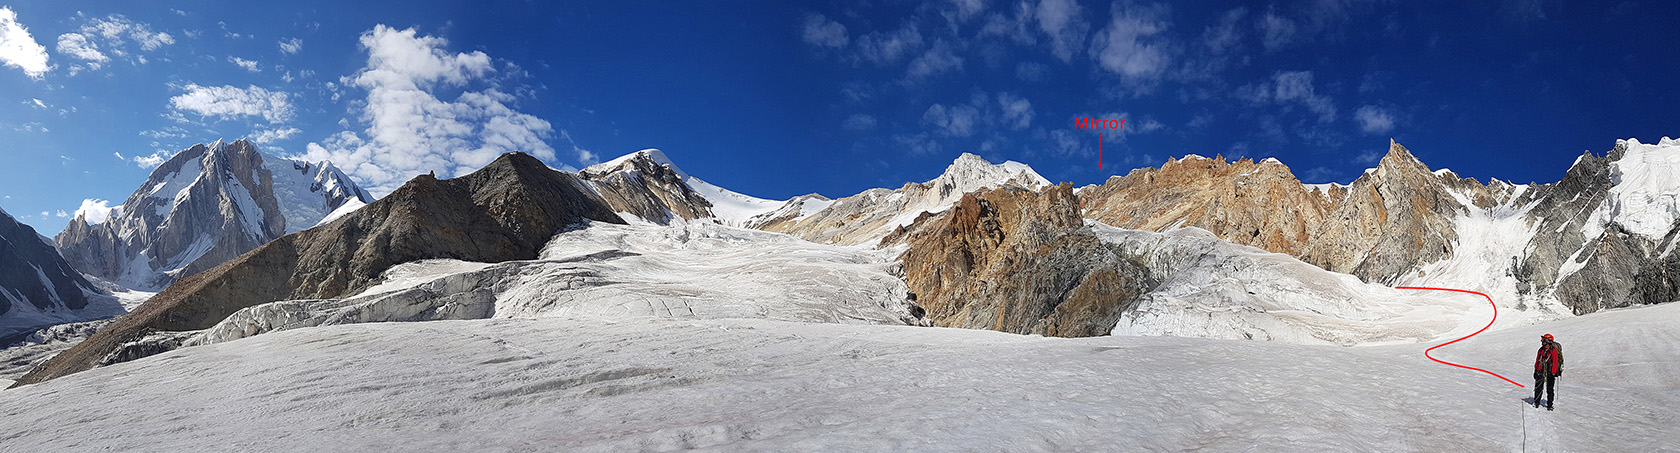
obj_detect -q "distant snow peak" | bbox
[929,152,1052,195]
[55,138,373,291]
[586,148,686,178]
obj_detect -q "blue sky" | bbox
[1,1,1677,235]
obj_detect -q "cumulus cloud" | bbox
[73,199,119,224]
[0,7,49,79]
[1035,0,1089,62]
[55,33,104,64]
[922,103,979,137]
[130,150,172,168]
[278,37,302,54]
[228,56,260,72]
[1090,5,1170,81]
[169,84,295,123]
[997,92,1033,130]
[802,13,848,48]
[302,25,556,196]
[55,14,173,74]
[906,39,962,79]
[250,127,301,144]
[856,22,923,64]
[1354,105,1395,134]
[1271,71,1335,122]
[1258,12,1296,51]
[1239,71,1336,123]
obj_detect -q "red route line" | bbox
[1395,286,1526,388]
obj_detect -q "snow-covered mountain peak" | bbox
[1585,136,1680,240]
[926,152,1052,196]
[585,149,688,179]
[55,139,373,291]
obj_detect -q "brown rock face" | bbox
[1082,140,1520,286]
[13,152,623,387]
[1081,155,1329,257]
[895,183,1154,337]
[578,151,714,223]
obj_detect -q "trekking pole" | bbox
[1521,398,1527,452]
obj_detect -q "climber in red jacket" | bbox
[1532,333,1563,410]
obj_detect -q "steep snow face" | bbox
[587,149,786,227]
[1095,223,1555,346]
[1397,182,1569,325]
[180,221,920,347]
[3,303,1674,450]
[261,154,375,234]
[1582,137,1680,242]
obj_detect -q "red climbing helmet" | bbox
[1542,333,1554,341]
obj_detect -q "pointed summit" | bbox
[1376,139,1432,175]
[55,139,373,291]
[927,153,1052,198]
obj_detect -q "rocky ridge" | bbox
[0,207,116,340]
[13,152,624,386]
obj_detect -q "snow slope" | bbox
[177,221,919,347]
[1,302,1672,451]
[1097,223,1518,346]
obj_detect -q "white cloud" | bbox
[947,0,986,23]
[303,25,555,197]
[28,98,45,109]
[0,7,49,79]
[131,150,172,168]
[997,92,1033,130]
[1354,105,1395,134]
[922,103,979,137]
[250,127,301,144]
[842,113,877,131]
[893,132,941,156]
[1259,12,1296,51]
[278,37,302,54]
[573,145,598,166]
[55,14,172,74]
[906,39,962,79]
[73,199,118,224]
[1035,0,1089,62]
[1090,6,1169,81]
[229,56,260,72]
[856,22,923,64]
[1356,150,1382,165]
[169,84,295,123]
[1271,71,1335,122]
[54,210,69,218]
[802,13,848,48]
[1203,7,1246,53]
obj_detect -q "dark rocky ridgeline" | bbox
[0,208,95,322]
[13,152,624,387]
[889,183,1156,337]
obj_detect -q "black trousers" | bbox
[1533,373,1556,406]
